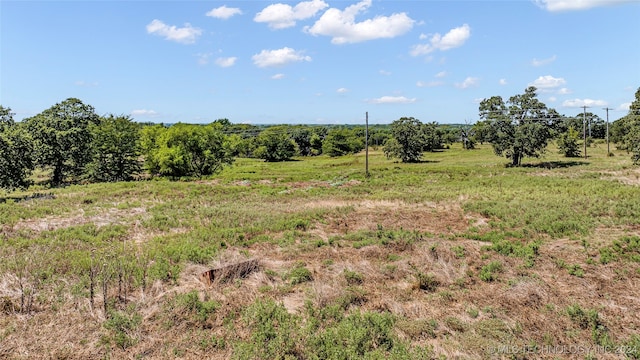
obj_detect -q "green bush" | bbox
[479,261,503,282]
[103,307,141,350]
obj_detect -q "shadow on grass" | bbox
[519,161,589,169]
[393,160,441,164]
[0,192,56,204]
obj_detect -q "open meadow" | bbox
[1,142,639,359]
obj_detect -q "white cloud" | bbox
[368,96,417,104]
[416,80,444,87]
[411,24,471,56]
[455,77,479,89]
[305,0,414,44]
[435,71,447,78]
[617,102,631,111]
[548,96,557,102]
[557,87,572,95]
[206,5,243,19]
[252,47,311,67]
[131,109,158,117]
[531,55,557,67]
[197,53,212,65]
[562,98,608,107]
[215,57,237,67]
[271,73,285,80]
[529,75,566,90]
[534,0,634,12]
[74,80,98,87]
[146,19,202,44]
[337,87,349,93]
[255,0,328,29]
[499,78,507,85]
[379,70,391,76]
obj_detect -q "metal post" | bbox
[365,112,369,177]
[603,107,612,156]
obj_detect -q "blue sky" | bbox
[1,0,639,124]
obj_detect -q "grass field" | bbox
[1,142,639,359]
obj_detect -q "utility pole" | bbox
[582,105,589,159]
[603,107,613,156]
[365,112,369,177]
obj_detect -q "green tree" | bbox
[24,98,99,186]
[480,87,558,166]
[612,87,640,164]
[384,117,426,162]
[142,123,233,177]
[290,127,313,156]
[87,115,141,182]
[322,127,363,157]
[557,126,582,158]
[254,126,296,162]
[0,106,34,191]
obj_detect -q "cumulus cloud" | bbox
[305,0,414,44]
[534,0,634,12]
[435,71,447,78]
[255,0,328,29]
[562,98,608,107]
[379,70,391,76]
[131,109,158,117]
[146,19,202,44]
[252,47,311,67]
[416,80,444,87]
[618,102,631,111]
[206,5,242,19]
[271,73,285,79]
[215,57,237,67]
[337,87,349,93]
[548,96,557,102]
[558,87,572,95]
[531,55,557,67]
[368,96,417,104]
[499,78,507,85]
[411,24,471,56]
[455,77,479,89]
[529,75,566,90]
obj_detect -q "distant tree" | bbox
[322,127,364,157]
[24,98,100,186]
[254,126,296,162]
[87,115,141,182]
[471,120,492,144]
[290,127,313,156]
[612,87,640,164]
[0,106,34,191]
[479,87,559,166]
[384,117,426,162]
[142,123,233,177]
[557,126,581,158]
[310,127,328,155]
[423,122,446,151]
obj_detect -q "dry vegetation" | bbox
[1,143,639,359]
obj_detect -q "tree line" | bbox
[1,87,639,191]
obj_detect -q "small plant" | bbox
[467,306,479,319]
[343,269,364,285]
[567,264,584,277]
[451,245,466,258]
[479,261,503,282]
[415,272,439,292]
[103,307,142,350]
[287,264,313,285]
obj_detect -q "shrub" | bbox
[479,261,503,282]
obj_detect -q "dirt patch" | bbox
[13,207,148,232]
[600,168,640,186]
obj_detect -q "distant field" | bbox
[1,142,639,359]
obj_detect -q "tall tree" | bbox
[384,117,426,163]
[611,87,640,164]
[87,115,142,182]
[480,87,558,166]
[24,98,99,186]
[0,106,34,191]
[322,127,364,157]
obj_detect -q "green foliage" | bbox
[479,87,558,166]
[0,106,34,191]
[171,291,220,324]
[87,115,141,182]
[599,235,640,264]
[24,98,100,186]
[141,123,233,177]
[479,261,503,282]
[103,307,142,350]
[385,117,426,163]
[343,269,364,285]
[557,126,582,158]
[254,126,296,162]
[611,87,640,164]
[322,127,364,157]
[287,263,313,285]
